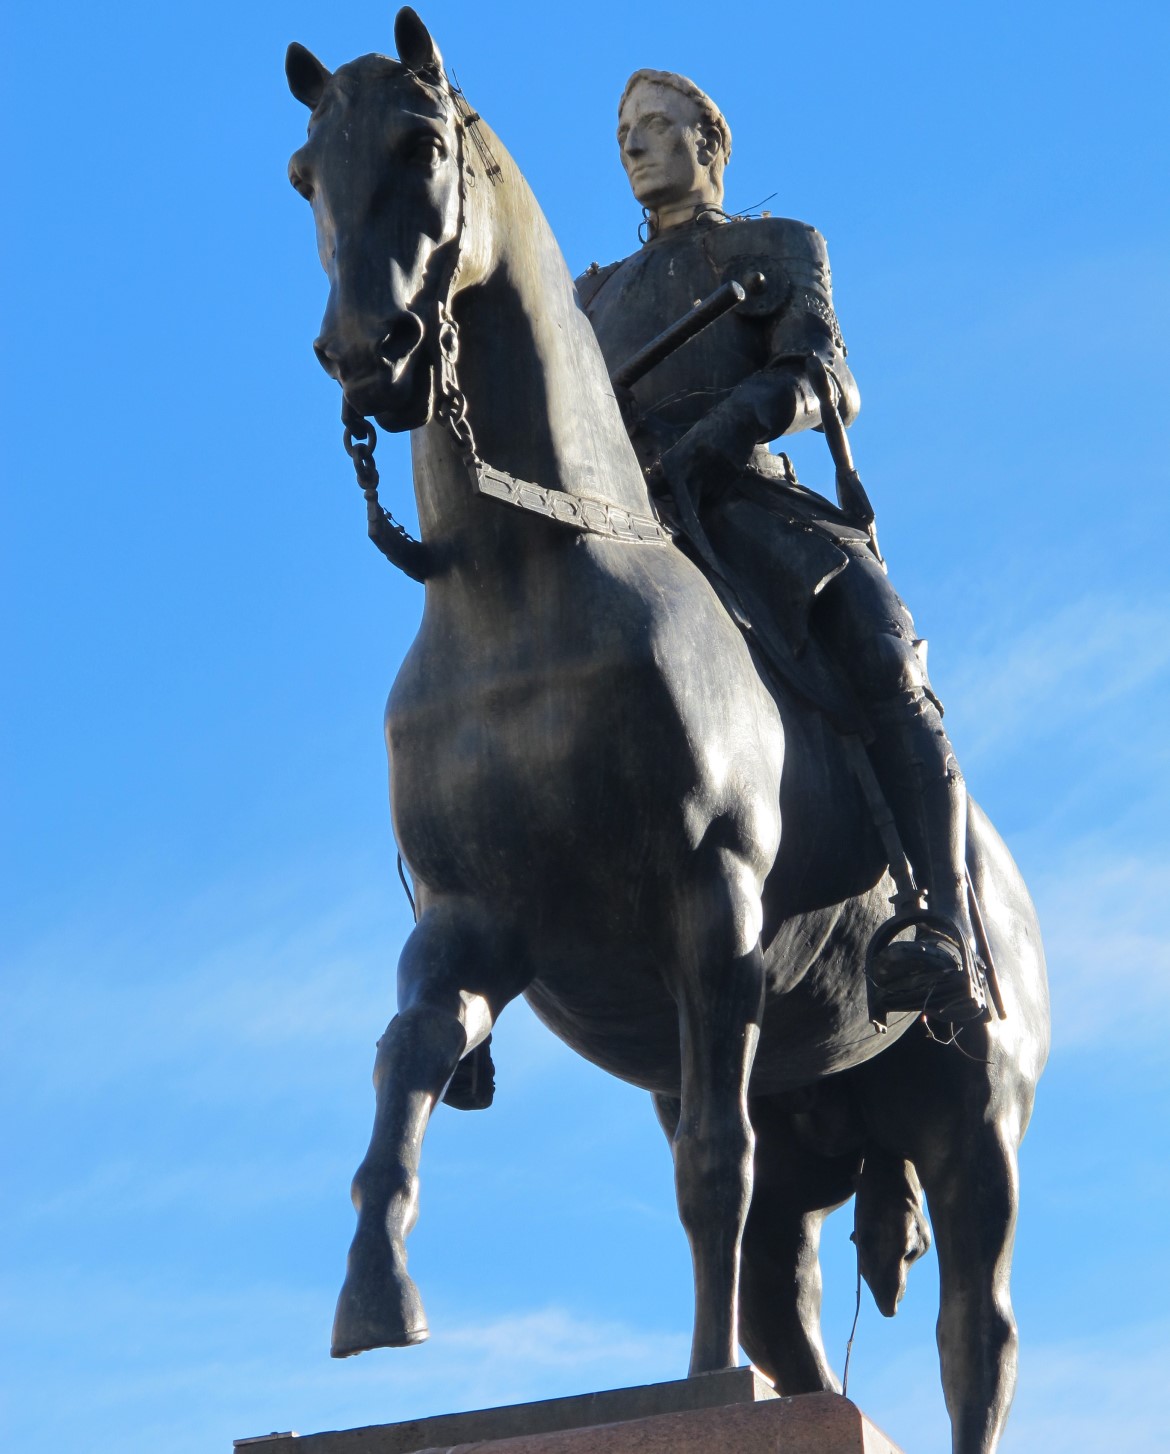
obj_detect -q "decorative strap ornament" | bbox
[434,304,670,545]
[475,466,670,544]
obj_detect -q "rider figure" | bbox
[576,69,986,1023]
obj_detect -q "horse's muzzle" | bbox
[315,311,424,381]
[315,312,430,427]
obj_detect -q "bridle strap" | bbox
[338,76,671,580]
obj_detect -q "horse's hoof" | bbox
[331,1262,429,1357]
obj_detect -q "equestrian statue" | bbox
[284,13,1050,1454]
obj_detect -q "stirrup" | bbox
[865,909,989,1031]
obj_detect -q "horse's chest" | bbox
[385,633,692,894]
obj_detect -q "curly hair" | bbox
[618,69,732,188]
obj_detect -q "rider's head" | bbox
[617,70,731,235]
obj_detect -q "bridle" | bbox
[337,73,670,584]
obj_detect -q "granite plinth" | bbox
[236,1368,771,1453]
[235,1374,901,1453]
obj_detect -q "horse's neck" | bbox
[414,139,649,547]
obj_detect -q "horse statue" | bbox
[284,13,1050,1453]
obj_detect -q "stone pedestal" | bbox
[235,1370,902,1453]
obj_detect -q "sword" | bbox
[805,354,884,566]
[610,279,748,390]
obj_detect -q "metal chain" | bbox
[340,401,429,583]
[331,98,477,584]
[431,107,480,477]
[341,407,382,501]
[434,302,482,476]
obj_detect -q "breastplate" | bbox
[580,216,831,441]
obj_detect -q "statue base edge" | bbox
[234,1372,903,1453]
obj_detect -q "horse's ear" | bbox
[394,7,445,79]
[286,42,332,111]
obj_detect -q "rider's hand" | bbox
[659,424,742,509]
[612,383,639,430]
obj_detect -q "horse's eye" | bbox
[408,135,445,168]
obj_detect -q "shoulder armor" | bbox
[700,217,832,318]
[574,258,624,311]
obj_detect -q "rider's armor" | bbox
[577,214,986,1023]
[578,215,855,490]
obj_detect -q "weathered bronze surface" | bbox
[285,14,1050,1454]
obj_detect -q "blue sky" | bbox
[2,2,1168,1450]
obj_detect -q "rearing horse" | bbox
[285,14,1048,1453]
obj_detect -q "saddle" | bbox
[658,451,875,741]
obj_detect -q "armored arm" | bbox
[663,224,859,496]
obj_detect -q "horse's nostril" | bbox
[313,338,339,376]
[379,314,424,367]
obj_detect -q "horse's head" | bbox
[286,9,467,430]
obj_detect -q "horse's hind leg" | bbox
[663,850,766,1375]
[919,1120,1021,1454]
[654,1089,846,1389]
[736,1095,860,1393]
[331,896,527,1358]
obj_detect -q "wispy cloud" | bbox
[443,1306,688,1377]
[0,864,568,1113]
[17,1258,1165,1454]
[836,1319,1170,1454]
[0,1265,687,1454]
[1000,1322,1170,1454]
[6,1148,355,1227]
[945,593,1170,765]
[1031,850,1170,1048]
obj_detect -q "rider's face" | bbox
[617,82,716,215]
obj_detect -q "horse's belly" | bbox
[523,941,682,1094]
[522,899,906,1096]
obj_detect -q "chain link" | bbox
[435,300,482,473]
[342,416,380,496]
[330,102,477,585]
[339,401,429,583]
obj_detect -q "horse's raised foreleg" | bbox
[919,1120,1021,1454]
[664,852,766,1375]
[331,896,526,1358]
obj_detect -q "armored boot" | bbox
[864,697,988,1024]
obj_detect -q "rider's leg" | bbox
[866,660,977,946]
[332,894,528,1357]
[811,549,983,1018]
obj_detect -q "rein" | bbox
[337,81,670,582]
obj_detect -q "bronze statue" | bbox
[284,14,1050,1454]
[579,70,985,1026]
